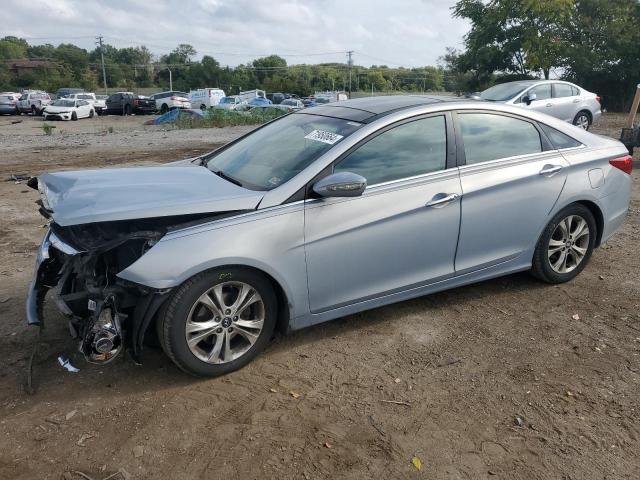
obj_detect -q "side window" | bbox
[554,83,575,98]
[540,124,582,150]
[529,84,552,101]
[459,113,542,164]
[334,116,447,185]
[571,86,580,96]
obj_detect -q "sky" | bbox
[3,0,470,68]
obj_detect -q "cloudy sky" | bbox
[4,0,469,67]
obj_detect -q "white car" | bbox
[42,98,95,121]
[189,88,225,109]
[215,96,246,110]
[479,80,602,130]
[281,98,304,110]
[65,92,107,115]
[149,91,191,113]
[17,91,52,115]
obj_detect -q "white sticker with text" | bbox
[304,129,344,145]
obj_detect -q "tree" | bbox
[453,0,573,80]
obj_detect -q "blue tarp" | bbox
[147,108,205,125]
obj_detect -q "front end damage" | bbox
[26,221,171,364]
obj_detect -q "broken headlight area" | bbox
[28,220,168,365]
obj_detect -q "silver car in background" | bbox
[479,80,602,130]
[26,96,632,377]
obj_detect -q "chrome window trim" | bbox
[457,150,560,175]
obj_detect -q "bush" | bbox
[172,107,288,129]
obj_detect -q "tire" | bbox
[200,104,206,110]
[89,109,94,118]
[124,104,131,116]
[531,204,597,284]
[31,105,38,116]
[573,111,591,130]
[71,111,78,121]
[160,103,169,114]
[158,267,277,377]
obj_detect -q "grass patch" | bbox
[173,108,288,129]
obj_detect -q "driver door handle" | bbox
[426,193,460,207]
[539,165,563,176]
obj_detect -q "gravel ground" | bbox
[0,112,638,480]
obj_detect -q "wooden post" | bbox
[627,83,640,128]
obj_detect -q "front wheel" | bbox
[158,268,277,377]
[531,204,597,283]
[71,111,78,121]
[89,109,94,118]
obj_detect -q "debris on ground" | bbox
[411,455,423,471]
[572,314,581,320]
[77,433,95,447]
[58,356,80,373]
[133,445,144,458]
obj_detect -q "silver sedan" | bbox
[27,96,632,376]
[479,80,602,130]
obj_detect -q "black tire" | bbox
[572,110,591,130]
[124,104,132,116]
[158,267,277,377]
[31,105,38,116]
[71,111,78,121]
[531,204,597,284]
[89,109,94,118]
[160,103,169,114]
[200,104,206,110]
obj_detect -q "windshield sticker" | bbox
[304,130,344,145]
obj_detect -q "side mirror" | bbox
[313,172,367,198]
[523,92,537,105]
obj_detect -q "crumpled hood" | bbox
[38,164,264,226]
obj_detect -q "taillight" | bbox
[595,95,601,104]
[610,155,633,175]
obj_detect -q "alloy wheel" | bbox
[184,281,265,364]
[575,114,589,130]
[548,215,590,274]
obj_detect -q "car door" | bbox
[521,83,553,115]
[453,111,569,273]
[77,100,90,117]
[549,83,579,122]
[304,113,462,313]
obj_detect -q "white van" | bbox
[189,88,226,109]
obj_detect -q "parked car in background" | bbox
[17,91,51,115]
[65,92,107,115]
[42,98,95,121]
[281,98,304,109]
[0,93,20,115]
[189,88,225,110]
[479,80,601,130]
[270,93,286,104]
[106,92,156,115]
[238,89,267,103]
[216,96,245,110]
[55,87,84,99]
[315,91,348,103]
[25,95,632,377]
[248,97,272,107]
[301,98,318,108]
[150,91,191,113]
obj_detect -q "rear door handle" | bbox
[546,103,553,107]
[539,165,563,176]
[573,98,580,103]
[426,193,460,208]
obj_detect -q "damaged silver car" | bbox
[26,96,632,376]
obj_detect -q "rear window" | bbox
[554,84,575,98]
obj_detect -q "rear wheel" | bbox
[89,109,94,118]
[573,111,591,130]
[531,204,596,283]
[31,105,38,116]
[158,268,277,377]
[160,103,169,114]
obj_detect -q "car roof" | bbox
[297,95,466,122]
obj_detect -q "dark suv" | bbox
[105,93,156,115]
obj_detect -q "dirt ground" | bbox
[0,113,638,480]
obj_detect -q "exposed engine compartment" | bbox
[30,209,241,365]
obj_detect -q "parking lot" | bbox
[0,113,639,479]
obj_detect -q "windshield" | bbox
[206,114,362,190]
[51,99,75,107]
[480,83,530,101]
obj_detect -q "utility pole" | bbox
[96,35,107,94]
[167,67,173,91]
[347,50,354,98]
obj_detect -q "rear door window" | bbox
[540,124,582,149]
[458,113,542,164]
[528,84,552,101]
[554,84,575,98]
